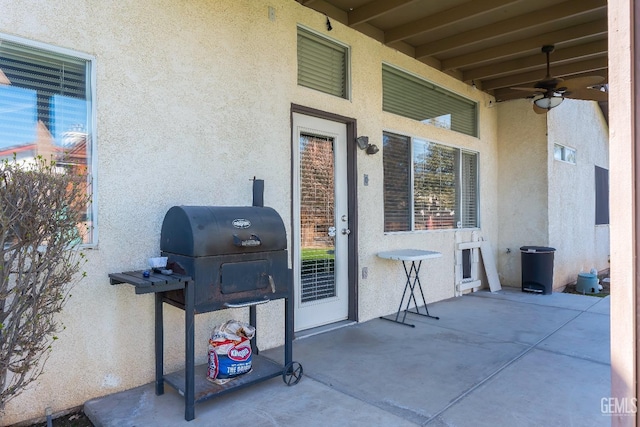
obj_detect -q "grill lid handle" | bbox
[233,234,262,247]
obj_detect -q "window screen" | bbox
[382,64,477,137]
[297,27,348,99]
[413,140,456,230]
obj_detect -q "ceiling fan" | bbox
[511,45,607,114]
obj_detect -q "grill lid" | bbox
[160,205,287,257]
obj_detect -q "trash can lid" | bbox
[578,273,597,279]
[519,246,556,253]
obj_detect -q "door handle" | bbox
[341,228,351,235]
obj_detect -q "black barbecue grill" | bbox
[160,205,290,312]
[109,179,302,422]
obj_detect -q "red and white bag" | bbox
[207,320,256,383]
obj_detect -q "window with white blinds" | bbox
[413,140,457,230]
[459,151,478,228]
[297,27,349,99]
[0,36,95,244]
[382,64,478,137]
[383,133,411,232]
[383,132,479,232]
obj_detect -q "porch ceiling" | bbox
[296,0,608,104]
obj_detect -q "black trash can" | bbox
[520,246,556,294]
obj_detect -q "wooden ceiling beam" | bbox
[463,39,608,82]
[384,0,519,44]
[441,19,607,70]
[348,0,418,26]
[483,56,608,91]
[415,0,606,58]
[299,0,348,24]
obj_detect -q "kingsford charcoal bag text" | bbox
[207,320,256,382]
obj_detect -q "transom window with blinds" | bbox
[383,132,479,232]
[382,64,478,137]
[0,35,95,244]
[297,27,349,99]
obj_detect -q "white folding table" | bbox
[377,249,442,327]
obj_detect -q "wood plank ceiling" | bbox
[295,0,608,104]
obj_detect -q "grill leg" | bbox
[184,282,195,422]
[155,293,164,395]
[284,275,294,366]
[250,305,258,355]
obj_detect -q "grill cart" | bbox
[109,180,302,421]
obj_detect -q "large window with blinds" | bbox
[383,132,479,232]
[382,64,478,137]
[0,35,95,244]
[297,27,349,99]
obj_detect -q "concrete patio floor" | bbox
[84,288,611,426]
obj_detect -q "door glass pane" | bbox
[299,133,336,303]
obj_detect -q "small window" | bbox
[554,144,576,164]
[383,132,479,232]
[0,35,95,244]
[297,27,349,99]
[382,64,478,137]
[595,166,609,225]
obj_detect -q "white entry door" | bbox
[293,113,349,331]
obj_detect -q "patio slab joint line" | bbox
[422,307,587,426]
[470,290,607,313]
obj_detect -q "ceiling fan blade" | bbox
[537,76,564,89]
[511,86,546,93]
[533,104,549,114]
[558,76,605,92]
[564,87,608,102]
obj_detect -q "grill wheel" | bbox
[282,361,303,386]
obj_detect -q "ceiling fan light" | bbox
[534,96,563,110]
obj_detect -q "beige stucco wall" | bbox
[547,99,610,286]
[496,99,549,286]
[496,98,610,289]
[0,0,497,424]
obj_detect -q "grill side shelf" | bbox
[109,270,191,294]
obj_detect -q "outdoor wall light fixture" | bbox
[356,136,379,155]
[356,136,369,149]
[325,15,332,31]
